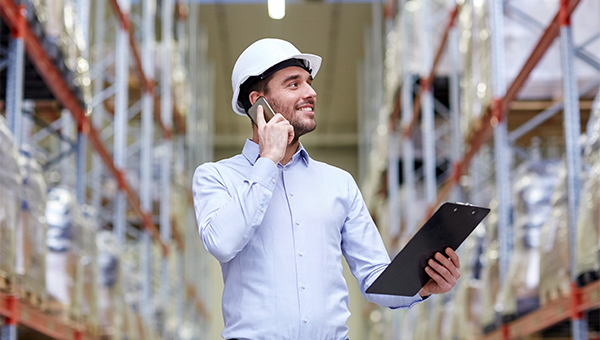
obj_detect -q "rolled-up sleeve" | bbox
[192,157,279,263]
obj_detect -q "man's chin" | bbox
[293,124,317,141]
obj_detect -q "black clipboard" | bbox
[366,202,490,296]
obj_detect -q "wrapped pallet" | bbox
[538,164,575,304]
[480,201,501,333]
[80,205,99,334]
[16,148,48,305]
[96,230,121,335]
[448,227,486,340]
[575,90,600,287]
[0,116,21,292]
[500,158,560,321]
[29,0,91,106]
[45,186,84,321]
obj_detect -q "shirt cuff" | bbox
[247,157,279,191]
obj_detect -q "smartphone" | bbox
[247,97,275,125]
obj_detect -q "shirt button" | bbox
[260,208,264,212]
[304,317,308,323]
[295,221,300,225]
[302,284,306,289]
[299,252,303,256]
[290,192,294,196]
[271,178,276,183]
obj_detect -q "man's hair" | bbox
[239,75,271,114]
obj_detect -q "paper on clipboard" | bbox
[366,202,490,296]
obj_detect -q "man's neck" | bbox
[252,129,300,165]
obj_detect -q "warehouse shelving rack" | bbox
[360,0,600,338]
[0,0,213,339]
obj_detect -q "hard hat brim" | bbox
[232,53,322,116]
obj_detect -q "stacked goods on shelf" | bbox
[575,89,600,287]
[166,243,179,336]
[538,163,572,304]
[122,243,141,313]
[457,0,491,134]
[0,116,21,291]
[121,242,143,339]
[96,230,121,335]
[172,171,189,240]
[16,147,48,307]
[480,201,500,333]
[172,46,190,124]
[80,205,99,333]
[27,0,91,106]
[499,156,561,321]
[45,186,84,321]
[151,242,166,335]
[447,228,486,340]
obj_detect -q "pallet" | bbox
[0,272,14,292]
[19,288,48,311]
[576,270,599,288]
[539,280,570,306]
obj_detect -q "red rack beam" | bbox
[0,0,167,256]
[481,280,600,340]
[1,292,96,340]
[422,0,582,220]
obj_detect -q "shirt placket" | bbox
[281,161,309,337]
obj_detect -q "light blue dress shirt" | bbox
[192,140,423,340]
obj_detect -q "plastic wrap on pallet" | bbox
[480,201,501,332]
[166,243,179,335]
[500,158,560,321]
[28,0,92,106]
[172,172,189,240]
[575,90,600,286]
[447,227,486,340]
[458,0,492,136]
[413,301,431,340]
[16,147,48,300]
[172,45,190,119]
[80,205,99,331]
[538,163,574,304]
[151,242,165,334]
[0,115,22,290]
[96,230,121,332]
[45,186,84,321]
[122,242,141,312]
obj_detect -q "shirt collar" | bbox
[242,139,310,166]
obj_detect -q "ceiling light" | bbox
[268,0,285,20]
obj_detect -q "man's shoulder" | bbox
[194,154,249,175]
[308,157,354,181]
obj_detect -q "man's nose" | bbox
[304,84,317,99]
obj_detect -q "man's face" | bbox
[263,66,317,141]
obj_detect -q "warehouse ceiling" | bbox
[196,2,372,151]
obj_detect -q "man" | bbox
[192,38,461,340]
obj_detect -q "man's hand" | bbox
[418,248,461,298]
[256,105,294,164]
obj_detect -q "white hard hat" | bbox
[231,38,322,116]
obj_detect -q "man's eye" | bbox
[289,82,298,88]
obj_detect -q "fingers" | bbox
[446,247,460,269]
[255,105,267,129]
[425,252,460,289]
[424,266,453,292]
[433,251,461,278]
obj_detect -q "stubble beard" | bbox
[266,95,317,143]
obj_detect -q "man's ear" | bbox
[249,91,262,106]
